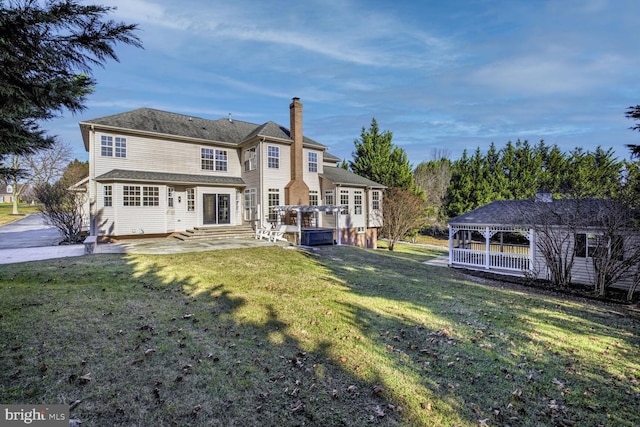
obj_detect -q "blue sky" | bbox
[52,0,640,166]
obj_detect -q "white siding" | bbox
[92,131,241,178]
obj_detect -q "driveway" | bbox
[0,213,63,249]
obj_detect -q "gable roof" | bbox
[79,108,326,150]
[448,198,632,228]
[320,166,387,189]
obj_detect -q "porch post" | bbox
[485,226,491,269]
[448,226,453,265]
[297,209,302,244]
[336,208,342,245]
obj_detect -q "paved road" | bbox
[0,213,63,249]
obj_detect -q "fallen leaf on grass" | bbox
[291,400,305,413]
[374,405,385,418]
[372,385,384,395]
[78,373,91,384]
[69,400,82,411]
[144,348,156,356]
[69,419,82,426]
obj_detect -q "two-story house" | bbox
[79,98,385,248]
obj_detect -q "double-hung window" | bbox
[101,136,126,158]
[340,190,349,215]
[354,190,363,214]
[268,188,280,222]
[372,191,381,211]
[186,188,195,211]
[123,186,141,206]
[308,152,318,172]
[103,185,113,207]
[201,148,228,171]
[324,190,334,215]
[309,190,318,206]
[167,187,174,208]
[244,147,257,171]
[142,186,159,206]
[268,146,279,169]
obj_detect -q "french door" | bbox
[203,193,231,225]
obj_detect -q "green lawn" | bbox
[0,244,638,426]
[0,203,40,226]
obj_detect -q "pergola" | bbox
[271,205,346,245]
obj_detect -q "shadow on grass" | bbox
[1,245,638,427]
[308,245,640,427]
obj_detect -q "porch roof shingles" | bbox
[320,166,387,188]
[95,169,246,186]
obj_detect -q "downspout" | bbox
[258,137,265,228]
[89,125,96,236]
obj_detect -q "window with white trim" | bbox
[201,148,228,171]
[309,190,318,206]
[268,146,279,169]
[103,185,112,207]
[244,188,256,221]
[308,152,318,172]
[340,190,349,214]
[101,136,126,158]
[186,188,195,211]
[244,147,257,171]
[167,187,174,208]
[324,190,334,215]
[123,186,141,206]
[354,190,363,214]
[372,190,381,210]
[142,186,159,206]
[575,233,623,260]
[268,188,279,222]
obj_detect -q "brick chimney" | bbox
[285,97,309,205]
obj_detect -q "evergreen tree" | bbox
[0,0,141,179]
[350,118,415,190]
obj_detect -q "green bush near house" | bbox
[0,244,638,426]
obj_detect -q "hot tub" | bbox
[300,228,334,246]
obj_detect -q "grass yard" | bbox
[0,244,638,426]
[0,203,40,226]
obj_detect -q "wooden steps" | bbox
[173,225,255,241]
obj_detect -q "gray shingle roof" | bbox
[320,166,386,188]
[80,108,326,148]
[95,169,245,186]
[448,198,630,227]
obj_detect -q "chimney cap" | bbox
[292,97,300,101]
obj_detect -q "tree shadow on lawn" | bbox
[308,245,640,427]
[0,252,402,426]
[1,247,638,427]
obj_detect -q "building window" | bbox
[186,188,195,211]
[103,185,112,207]
[101,136,113,157]
[268,188,279,222]
[123,185,141,206]
[244,147,257,171]
[340,190,349,214]
[244,188,256,221]
[268,146,279,169]
[354,190,363,215]
[575,233,623,260]
[115,137,127,158]
[309,190,318,206]
[101,135,126,158]
[308,152,318,173]
[357,226,366,234]
[142,186,159,206]
[167,187,174,208]
[372,190,381,210]
[201,148,228,171]
[324,190,334,215]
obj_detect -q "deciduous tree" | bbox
[380,187,426,251]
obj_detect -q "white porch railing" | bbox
[451,248,530,272]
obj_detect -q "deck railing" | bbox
[450,248,530,272]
